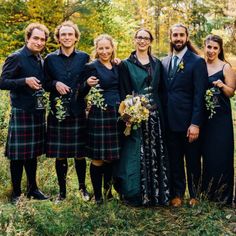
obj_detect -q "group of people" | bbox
[0,20,235,208]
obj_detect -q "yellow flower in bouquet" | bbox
[119,94,150,136]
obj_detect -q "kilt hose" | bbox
[46,113,87,158]
[6,107,46,160]
[87,105,120,160]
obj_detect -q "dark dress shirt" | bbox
[0,46,45,112]
[44,49,89,116]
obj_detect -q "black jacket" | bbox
[44,49,89,116]
[0,46,45,112]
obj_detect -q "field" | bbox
[0,151,235,236]
[0,60,236,235]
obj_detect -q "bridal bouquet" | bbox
[118,94,150,136]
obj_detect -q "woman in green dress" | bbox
[115,29,170,206]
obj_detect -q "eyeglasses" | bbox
[135,36,151,42]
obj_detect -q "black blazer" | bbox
[161,49,208,132]
[0,46,45,112]
[44,49,89,116]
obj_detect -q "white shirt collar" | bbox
[173,46,187,61]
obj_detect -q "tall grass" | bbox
[0,74,236,235]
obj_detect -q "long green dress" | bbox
[115,52,170,206]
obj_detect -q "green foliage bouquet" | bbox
[86,85,107,111]
[205,87,220,119]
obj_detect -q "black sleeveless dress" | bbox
[202,67,234,205]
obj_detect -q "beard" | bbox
[171,40,188,52]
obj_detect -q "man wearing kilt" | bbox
[0,23,50,202]
[44,21,90,202]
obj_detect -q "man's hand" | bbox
[25,77,42,90]
[186,124,200,143]
[55,81,71,95]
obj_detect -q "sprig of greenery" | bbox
[54,97,67,122]
[42,91,51,115]
[205,88,216,119]
[86,86,107,110]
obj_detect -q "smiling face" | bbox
[58,26,77,50]
[26,28,46,54]
[134,30,151,53]
[170,26,188,52]
[96,38,114,63]
[204,40,221,62]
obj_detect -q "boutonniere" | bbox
[177,60,184,72]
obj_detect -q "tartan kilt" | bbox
[46,113,87,158]
[5,107,46,160]
[87,105,120,160]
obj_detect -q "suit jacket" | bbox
[161,49,208,132]
[44,49,89,116]
[0,46,45,112]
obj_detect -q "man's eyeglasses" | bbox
[135,36,151,42]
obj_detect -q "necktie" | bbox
[169,55,178,80]
[172,55,178,72]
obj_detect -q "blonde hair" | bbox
[54,20,80,43]
[93,34,116,60]
[25,22,49,42]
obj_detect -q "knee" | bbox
[91,160,104,166]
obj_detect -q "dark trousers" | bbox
[167,130,202,199]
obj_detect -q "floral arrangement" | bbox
[86,85,107,111]
[118,94,150,136]
[177,60,184,72]
[205,88,217,119]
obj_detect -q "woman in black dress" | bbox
[83,34,120,204]
[202,34,235,205]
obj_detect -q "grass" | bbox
[0,66,236,235]
[0,149,236,235]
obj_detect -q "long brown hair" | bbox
[134,28,154,55]
[169,23,199,55]
[204,34,226,61]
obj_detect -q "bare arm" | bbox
[213,64,236,97]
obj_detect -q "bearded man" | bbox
[161,24,208,207]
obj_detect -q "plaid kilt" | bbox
[6,108,46,160]
[87,106,120,160]
[46,113,87,158]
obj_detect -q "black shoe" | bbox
[27,189,49,200]
[79,188,90,202]
[11,193,21,204]
[55,194,66,204]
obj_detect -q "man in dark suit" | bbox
[0,23,49,202]
[44,21,90,202]
[161,24,208,207]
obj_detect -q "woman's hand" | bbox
[212,79,224,88]
[113,58,122,65]
[87,76,99,87]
